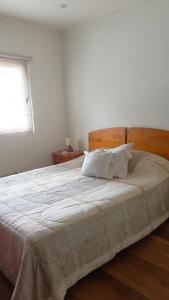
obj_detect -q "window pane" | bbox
[0,58,33,134]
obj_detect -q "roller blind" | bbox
[0,56,34,135]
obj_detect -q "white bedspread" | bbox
[0,151,169,300]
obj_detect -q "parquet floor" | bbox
[2,219,169,300]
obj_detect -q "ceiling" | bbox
[0,0,138,30]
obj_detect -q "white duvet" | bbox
[0,151,169,300]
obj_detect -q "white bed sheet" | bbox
[0,151,169,300]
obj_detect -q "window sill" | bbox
[0,129,35,137]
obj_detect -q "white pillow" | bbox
[111,150,132,178]
[90,143,133,178]
[92,143,133,154]
[108,143,133,178]
[81,144,134,179]
[110,143,133,153]
[81,151,115,179]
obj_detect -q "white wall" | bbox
[0,17,67,176]
[62,0,169,150]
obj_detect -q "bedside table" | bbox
[52,151,84,164]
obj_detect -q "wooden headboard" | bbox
[89,127,169,160]
[89,128,126,151]
[127,127,169,160]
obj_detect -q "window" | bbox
[0,55,34,135]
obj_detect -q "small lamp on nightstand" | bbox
[65,136,73,152]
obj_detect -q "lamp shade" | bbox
[65,136,71,146]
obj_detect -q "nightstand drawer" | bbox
[52,151,83,164]
[53,156,72,164]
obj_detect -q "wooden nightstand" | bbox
[52,151,84,164]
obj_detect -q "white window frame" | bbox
[0,52,34,136]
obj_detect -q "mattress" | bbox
[0,151,169,300]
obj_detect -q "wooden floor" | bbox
[2,220,169,300]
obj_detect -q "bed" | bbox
[0,127,169,300]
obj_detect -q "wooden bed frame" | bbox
[89,127,169,160]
